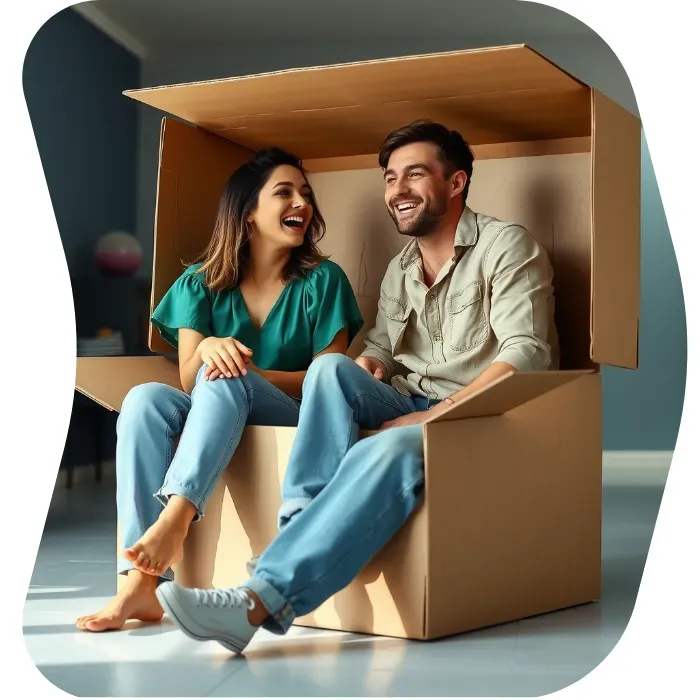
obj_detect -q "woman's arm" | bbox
[178,329,208,394]
[257,327,349,397]
[179,329,255,394]
[206,327,350,398]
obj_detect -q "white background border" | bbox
[3,1,696,697]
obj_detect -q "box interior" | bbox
[76,44,641,413]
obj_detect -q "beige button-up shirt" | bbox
[361,206,559,400]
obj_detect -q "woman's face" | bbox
[247,165,314,250]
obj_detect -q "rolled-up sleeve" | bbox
[360,272,402,380]
[486,225,554,372]
[361,318,401,380]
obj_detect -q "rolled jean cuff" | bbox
[241,576,296,635]
[277,496,313,530]
[118,557,174,583]
[154,482,206,521]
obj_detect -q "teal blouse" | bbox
[151,259,364,372]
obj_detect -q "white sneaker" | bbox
[156,582,259,654]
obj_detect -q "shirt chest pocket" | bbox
[446,281,488,352]
[379,295,411,353]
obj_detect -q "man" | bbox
[155,120,558,653]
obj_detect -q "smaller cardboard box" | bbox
[76,45,640,640]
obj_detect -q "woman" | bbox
[76,147,364,632]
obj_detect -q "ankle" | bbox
[126,569,160,589]
[244,590,270,627]
[160,496,197,531]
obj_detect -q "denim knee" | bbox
[302,353,355,390]
[118,383,182,432]
[191,365,251,409]
[351,426,424,484]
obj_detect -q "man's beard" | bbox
[389,199,448,238]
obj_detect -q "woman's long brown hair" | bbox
[193,147,327,291]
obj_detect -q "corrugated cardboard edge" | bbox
[149,117,171,354]
[75,356,182,412]
[424,369,593,423]
[125,44,548,97]
[589,89,641,369]
[522,44,590,89]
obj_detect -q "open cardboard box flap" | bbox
[425,369,593,423]
[75,357,181,412]
[125,45,590,159]
[131,44,639,371]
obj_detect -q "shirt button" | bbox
[433,334,441,342]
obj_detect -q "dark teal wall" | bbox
[23,7,140,276]
[601,134,686,450]
[23,7,141,470]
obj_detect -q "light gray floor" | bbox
[24,467,664,697]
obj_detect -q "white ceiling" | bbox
[74,0,595,57]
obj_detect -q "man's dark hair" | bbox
[378,120,475,203]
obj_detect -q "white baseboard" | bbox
[602,451,673,486]
[54,452,673,489]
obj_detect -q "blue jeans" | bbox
[116,363,300,581]
[242,353,431,634]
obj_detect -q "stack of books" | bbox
[76,331,125,357]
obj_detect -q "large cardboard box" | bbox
[75,45,640,640]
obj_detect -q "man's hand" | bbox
[355,355,386,381]
[379,398,455,430]
[380,411,430,430]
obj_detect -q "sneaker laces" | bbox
[194,587,255,610]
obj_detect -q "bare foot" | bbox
[124,497,196,576]
[76,571,163,632]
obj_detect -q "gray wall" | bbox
[135,32,685,452]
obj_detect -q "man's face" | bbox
[383,142,454,237]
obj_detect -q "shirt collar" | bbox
[399,205,479,270]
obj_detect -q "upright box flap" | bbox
[425,370,592,423]
[75,357,182,412]
[590,90,641,369]
[126,45,590,159]
[150,118,254,353]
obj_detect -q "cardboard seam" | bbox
[589,90,597,360]
[203,87,589,126]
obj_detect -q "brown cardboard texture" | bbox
[77,45,640,640]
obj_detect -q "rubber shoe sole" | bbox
[155,584,248,654]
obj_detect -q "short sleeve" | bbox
[305,260,364,356]
[150,265,212,349]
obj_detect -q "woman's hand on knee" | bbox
[198,336,253,379]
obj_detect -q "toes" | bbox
[77,614,97,631]
[85,617,111,632]
[135,556,153,574]
[124,547,139,562]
